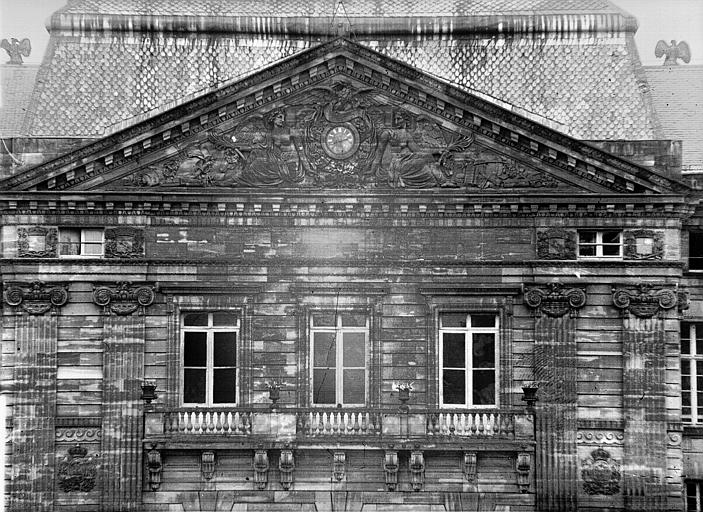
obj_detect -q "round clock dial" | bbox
[322,124,359,159]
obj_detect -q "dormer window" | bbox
[577,230,622,259]
[59,228,104,257]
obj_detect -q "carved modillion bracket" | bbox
[333,451,346,482]
[92,281,155,315]
[463,451,477,483]
[409,449,425,491]
[612,283,677,318]
[253,448,269,490]
[3,281,68,315]
[516,450,531,494]
[279,447,295,490]
[523,282,586,318]
[201,451,215,481]
[146,446,162,491]
[384,450,399,491]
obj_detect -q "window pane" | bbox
[82,229,103,255]
[343,369,365,403]
[473,333,495,368]
[312,313,335,327]
[341,313,366,327]
[59,229,80,255]
[602,244,621,256]
[471,314,495,328]
[183,369,206,403]
[579,232,596,244]
[697,338,703,357]
[183,313,208,326]
[441,313,466,328]
[683,376,691,392]
[579,245,596,257]
[213,311,238,326]
[312,369,336,404]
[690,231,703,269]
[313,332,336,367]
[473,370,496,405]
[184,332,207,366]
[213,369,236,403]
[682,360,691,375]
[343,332,365,367]
[602,231,621,244]
[443,370,465,404]
[213,332,236,366]
[443,333,465,368]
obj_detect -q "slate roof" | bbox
[21,0,660,141]
[645,65,703,172]
[0,65,38,137]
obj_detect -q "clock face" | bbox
[322,124,359,159]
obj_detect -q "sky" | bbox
[0,0,702,66]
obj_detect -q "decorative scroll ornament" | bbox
[516,451,532,494]
[279,448,295,490]
[201,451,216,481]
[612,283,677,318]
[253,449,269,490]
[384,450,399,491]
[3,281,68,315]
[104,228,145,259]
[524,282,587,318]
[146,447,162,491]
[333,451,346,482]
[581,448,621,495]
[92,282,155,315]
[17,226,58,258]
[57,444,97,493]
[409,450,425,491]
[536,228,577,260]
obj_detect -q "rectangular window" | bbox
[440,313,498,407]
[59,228,104,257]
[682,322,703,424]
[577,230,622,258]
[182,311,239,406]
[310,312,367,406]
[690,231,703,271]
[687,480,703,512]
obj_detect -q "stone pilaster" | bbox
[4,282,68,512]
[95,283,154,512]
[524,283,586,512]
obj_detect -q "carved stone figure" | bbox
[57,444,97,493]
[1,38,31,65]
[655,40,691,66]
[581,448,621,495]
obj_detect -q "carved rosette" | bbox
[611,283,677,318]
[57,444,98,493]
[92,282,155,315]
[17,226,58,258]
[536,228,577,260]
[524,282,587,318]
[104,227,145,259]
[581,448,621,496]
[623,229,664,260]
[3,281,68,315]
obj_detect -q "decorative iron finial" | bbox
[1,38,31,65]
[655,40,691,66]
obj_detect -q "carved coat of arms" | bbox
[581,448,621,496]
[57,444,97,492]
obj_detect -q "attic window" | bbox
[690,231,703,271]
[59,228,104,257]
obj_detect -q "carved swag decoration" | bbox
[57,444,97,493]
[17,226,58,258]
[3,281,69,315]
[104,228,145,259]
[92,282,155,315]
[612,283,677,318]
[524,282,587,318]
[623,229,664,260]
[123,84,559,190]
[581,448,621,496]
[536,228,577,260]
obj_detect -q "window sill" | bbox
[683,425,703,438]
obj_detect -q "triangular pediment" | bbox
[1,38,686,195]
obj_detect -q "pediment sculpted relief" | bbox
[123,84,560,190]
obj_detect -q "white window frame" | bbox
[687,480,703,512]
[181,311,240,407]
[58,227,104,257]
[682,322,703,425]
[577,229,623,259]
[439,312,499,408]
[310,312,368,407]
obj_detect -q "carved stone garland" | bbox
[279,448,295,490]
[612,283,677,318]
[3,281,69,315]
[409,450,425,491]
[201,451,216,481]
[384,450,399,491]
[146,446,162,491]
[17,226,58,258]
[93,281,155,315]
[253,449,269,490]
[333,451,346,481]
[581,448,621,496]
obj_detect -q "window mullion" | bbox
[207,330,214,406]
[466,331,472,406]
[336,328,343,405]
